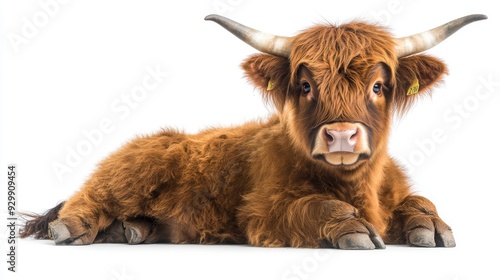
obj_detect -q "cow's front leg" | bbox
[245,195,385,249]
[321,199,386,249]
[387,195,455,247]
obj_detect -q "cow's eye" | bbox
[302,82,311,95]
[372,82,382,95]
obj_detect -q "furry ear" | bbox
[393,54,448,114]
[241,54,290,111]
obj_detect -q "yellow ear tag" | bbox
[407,78,420,96]
[267,79,275,91]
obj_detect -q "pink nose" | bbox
[325,128,357,153]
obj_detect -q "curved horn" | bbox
[395,14,487,58]
[205,14,292,58]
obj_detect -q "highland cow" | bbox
[21,14,487,249]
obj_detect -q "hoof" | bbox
[337,233,385,250]
[48,220,71,245]
[408,227,436,247]
[125,226,143,244]
[123,220,149,245]
[435,230,456,247]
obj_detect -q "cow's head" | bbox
[206,14,486,169]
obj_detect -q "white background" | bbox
[1,0,499,279]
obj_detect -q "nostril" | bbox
[324,129,334,143]
[347,129,358,146]
[349,129,358,141]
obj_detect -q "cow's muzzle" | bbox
[311,122,371,166]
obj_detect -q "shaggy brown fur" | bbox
[22,20,456,249]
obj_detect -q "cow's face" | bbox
[242,24,447,169]
[287,63,391,168]
[280,24,397,168]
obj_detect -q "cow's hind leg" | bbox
[51,217,169,245]
[48,208,163,245]
[48,191,115,245]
